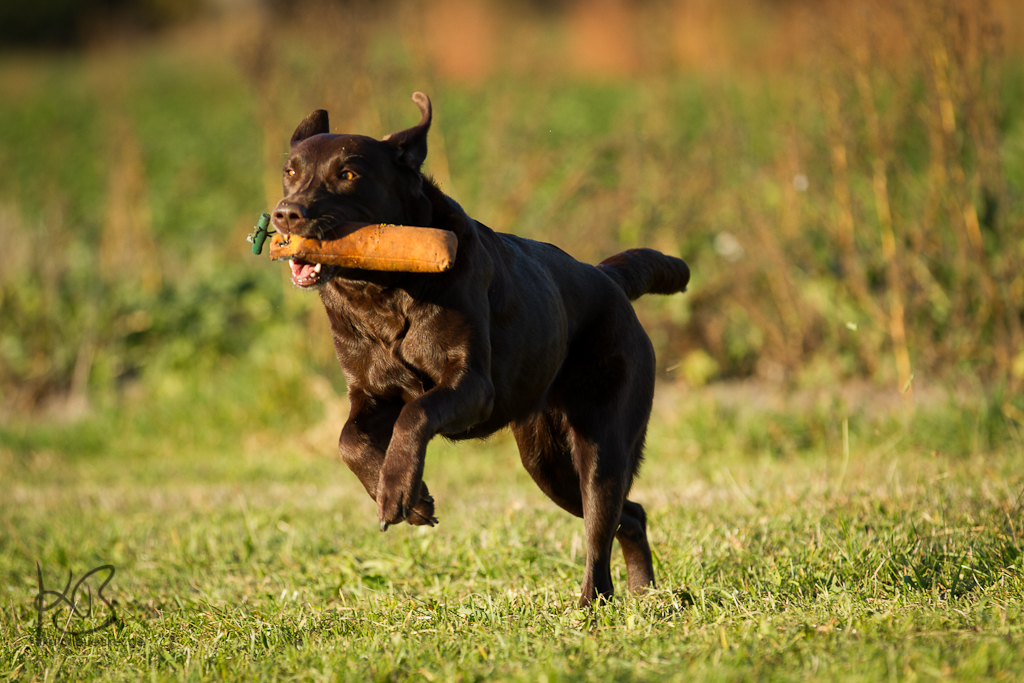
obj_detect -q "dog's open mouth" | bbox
[289,258,324,288]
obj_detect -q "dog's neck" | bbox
[421,176,474,241]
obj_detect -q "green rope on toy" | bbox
[247,213,274,255]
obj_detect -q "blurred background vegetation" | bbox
[1,0,1023,436]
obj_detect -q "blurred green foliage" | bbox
[0,53,336,419]
[1,0,1023,424]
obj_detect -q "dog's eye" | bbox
[339,170,356,181]
[285,168,296,177]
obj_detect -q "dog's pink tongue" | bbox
[290,259,317,282]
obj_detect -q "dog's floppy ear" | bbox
[383,92,431,171]
[290,110,330,147]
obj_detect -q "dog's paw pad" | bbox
[408,509,438,527]
[408,498,436,527]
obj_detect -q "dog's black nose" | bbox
[272,201,308,232]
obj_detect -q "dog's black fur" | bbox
[271,93,690,606]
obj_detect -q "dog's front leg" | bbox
[376,371,494,528]
[339,392,438,526]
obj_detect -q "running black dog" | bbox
[271,93,690,606]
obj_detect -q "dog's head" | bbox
[272,92,435,288]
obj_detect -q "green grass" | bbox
[3,387,1023,682]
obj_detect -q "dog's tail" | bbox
[597,248,690,301]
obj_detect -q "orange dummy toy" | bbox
[248,213,458,274]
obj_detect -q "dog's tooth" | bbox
[314,263,322,273]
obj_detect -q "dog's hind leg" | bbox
[556,311,658,606]
[617,498,655,593]
[339,392,436,527]
[512,413,620,605]
[512,411,584,517]
[513,405,654,605]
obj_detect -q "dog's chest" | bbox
[323,286,445,397]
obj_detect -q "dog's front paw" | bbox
[407,483,437,527]
[376,473,421,531]
[376,490,408,530]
